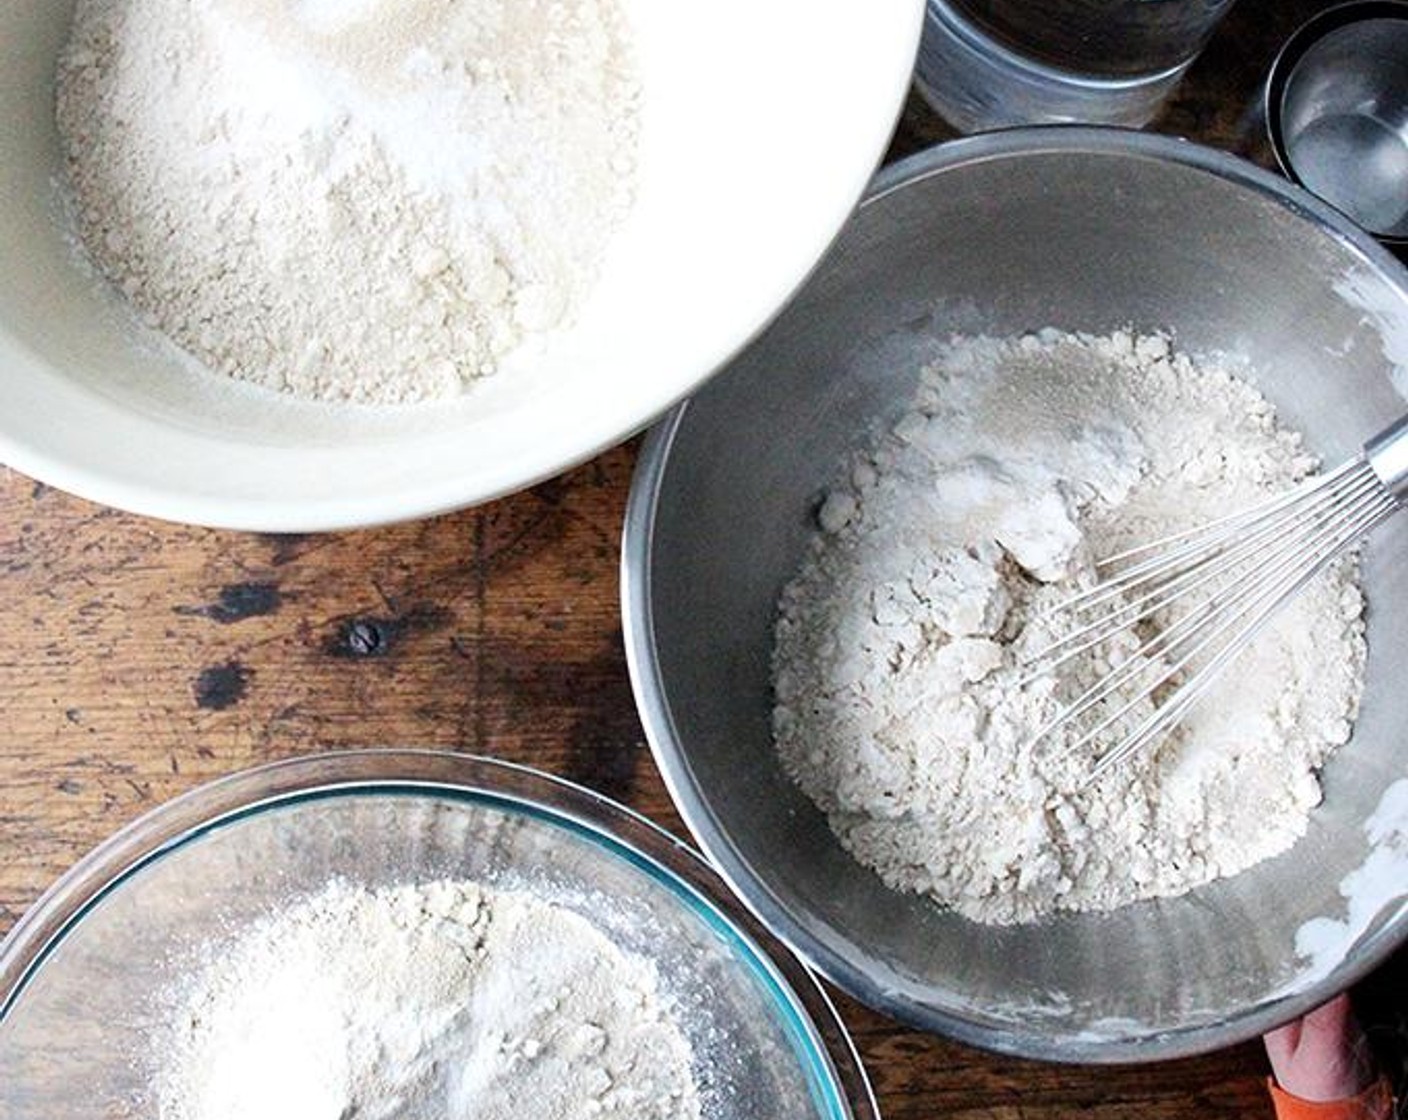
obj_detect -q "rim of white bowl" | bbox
[0,4,925,532]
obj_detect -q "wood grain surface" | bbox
[2,2,1403,1117]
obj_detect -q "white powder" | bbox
[56,0,639,404]
[156,879,700,1120]
[772,330,1367,925]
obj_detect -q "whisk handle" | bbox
[1366,414,1408,503]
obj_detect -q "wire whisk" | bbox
[1024,414,1408,782]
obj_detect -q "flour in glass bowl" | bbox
[772,330,1367,925]
[55,0,641,405]
[152,879,701,1120]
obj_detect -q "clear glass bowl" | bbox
[0,751,877,1119]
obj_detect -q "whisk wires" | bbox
[1023,456,1397,781]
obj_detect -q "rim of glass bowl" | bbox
[0,749,878,1120]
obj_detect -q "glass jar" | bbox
[915,0,1237,132]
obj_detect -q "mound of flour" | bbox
[56,0,640,404]
[772,330,1367,925]
[156,879,700,1120]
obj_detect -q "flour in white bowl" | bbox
[154,879,700,1120]
[772,330,1367,925]
[56,0,640,404]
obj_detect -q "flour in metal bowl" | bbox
[772,330,1367,925]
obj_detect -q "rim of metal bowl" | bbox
[0,749,878,1120]
[621,126,1408,1063]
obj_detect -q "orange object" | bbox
[1267,1075,1395,1120]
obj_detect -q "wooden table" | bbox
[2,2,1402,1116]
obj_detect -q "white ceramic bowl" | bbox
[0,2,922,530]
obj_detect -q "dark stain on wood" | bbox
[193,660,252,710]
[262,532,313,566]
[530,475,570,508]
[562,630,647,803]
[337,618,387,657]
[324,604,454,659]
[175,581,283,624]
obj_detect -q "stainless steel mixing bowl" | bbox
[622,129,1408,1062]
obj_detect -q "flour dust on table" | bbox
[56,0,640,404]
[153,879,701,1120]
[772,330,1367,925]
